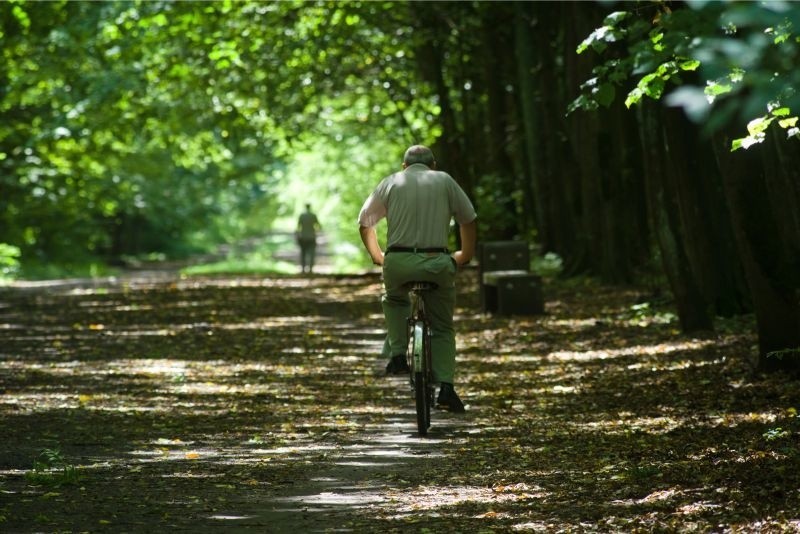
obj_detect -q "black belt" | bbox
[386,246,449,254]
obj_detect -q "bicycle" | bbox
[406,281,437,436]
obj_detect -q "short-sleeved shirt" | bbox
[357,163,477,249]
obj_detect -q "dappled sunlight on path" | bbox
[1,271,799,531]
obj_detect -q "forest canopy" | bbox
[1,0,437,276]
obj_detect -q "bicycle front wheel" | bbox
[412,321,430,436]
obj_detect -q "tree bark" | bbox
[512,1,547,247]
[560,1,599,275]
[661,107,751,316]
[638,102,714,332]
[411,4,470,194]
[713,127,800,372]
[561,2,650,281]
[475,2,519,239]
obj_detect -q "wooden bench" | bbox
[478,241,544,316]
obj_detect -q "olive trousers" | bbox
[381,252,458,384]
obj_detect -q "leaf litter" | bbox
[0,270,798,532]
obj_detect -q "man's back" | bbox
[362,163,475,249]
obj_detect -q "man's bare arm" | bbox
[453,218,477,266]
[359,225,384,266]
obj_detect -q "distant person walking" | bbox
[296,203,321,274]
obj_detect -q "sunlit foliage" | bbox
[0,1,438,275]
[569,1,800,149]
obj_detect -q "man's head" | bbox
[403,145,436,168]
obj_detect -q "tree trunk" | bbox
[638,102,714,332]
[661,107,751,316]
[559,1,601,275]
[593,102,649,282]
[714,131,800,371]
[561,2,650,281]
[475,2,519,239]
[411,4,470,193]
[512,1,547,247]
[532,2,588,261]
[713,127,800,372]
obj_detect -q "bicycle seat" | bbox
[407,281,438,292]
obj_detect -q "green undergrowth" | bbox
[182,233,298,276]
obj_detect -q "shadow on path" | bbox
[1,270,798,531]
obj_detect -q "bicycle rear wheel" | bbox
[414,371,428,435]
[412,321,430,435]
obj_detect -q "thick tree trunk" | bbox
[561,2,650,282]
[660,108,751,316]
[560,1,603,275]
[638,102,714,332]
[411,5,470,194]
[713,128,800,372]
[475,2,519,239]
[532,2,589,261]
[513,1,547,248]
[593,103,649,282]
[761,127,800,277]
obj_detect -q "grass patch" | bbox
[25,449,81,487]
[18,259,117,281]
[183,254,298,276]
[182,232,373,276]
[182,233,299,276]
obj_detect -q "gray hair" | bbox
[403,145,435,167]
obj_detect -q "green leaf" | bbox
[586,27,611,54]
[12,5,30,30]
[746,116,774,136]
[734,134,767,151]
[679,59,700,71]
[705,81,732,98]
[625,87,644,108]
[595,83,616,107]
[567,95,598,114]
[637,72,665,100]
[730,137,748,151]
[603,11,629,26]
[729,67,745,83]
[655,62,676,78]
[778,117,798,128]
[650,31,664,46]
[647,78,665,99]
[772,107,791,117]
[577,19,627,55]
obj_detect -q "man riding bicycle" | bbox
[357,145,477,413]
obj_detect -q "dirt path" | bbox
[1,270,799,532]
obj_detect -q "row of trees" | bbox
[337,1,799,371]
[1,1,797,371]
[563,2,800,372]
[397,1,799,372]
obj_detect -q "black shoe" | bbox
[385,354,410,375]
[436,382,465,413]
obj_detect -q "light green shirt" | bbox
[358,163,476,248]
